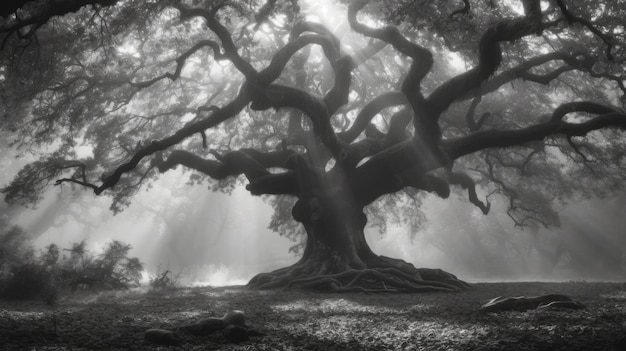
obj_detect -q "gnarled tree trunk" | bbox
[248,176,470,292]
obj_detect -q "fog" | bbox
[3,170,296,286]
[2,160,625,285]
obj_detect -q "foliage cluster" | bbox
[0,219,143,300]
[1,0,624,230]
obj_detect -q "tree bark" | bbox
[248,182,470,292]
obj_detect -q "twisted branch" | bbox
[445,105,626,160]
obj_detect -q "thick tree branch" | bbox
[354,165,451,206]
[397,171,451,199]
[56,88,252,194]
[151,148,297,196]
[249,22,356,159]
[445,107,626,160]
[290,22,341,57]
[170,2,257,79]
[250,84,342,156]
[339,134,386,169]
[428,2,549,117]
[258,23,353,115]
[348,0,433,100]
[384,108,413,146]
[258,34,337,84]
[347,0,436,154]
[465,96,492,132]
[339,91,407,143]
[345,0,440,159]
[519,66,575,85]
[463,51,590,100]
[354,138,449,202]
[246,172,298,195]
[550,101,617,122]
[324,55,355,116]
[286,49,309,146]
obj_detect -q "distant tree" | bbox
[1,0,625,291]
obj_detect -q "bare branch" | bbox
[129,40,226,89]
[483,153,555,227]
[447,170,490,214]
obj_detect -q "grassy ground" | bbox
[1,282,625,350]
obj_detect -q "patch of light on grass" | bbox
[600,291,626,301]
[271,300,309,312]
[430,322,490,342]
[84,289,146,305]
[272,298,406,314]
[1,311,46,320]
[300,318,490,347]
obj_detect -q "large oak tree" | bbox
[1,0,625,292]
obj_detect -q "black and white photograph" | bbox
[1,0,626,349]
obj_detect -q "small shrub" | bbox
[0,225,144,299]
[150,268,179,290]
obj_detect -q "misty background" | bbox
[2,141,625,286]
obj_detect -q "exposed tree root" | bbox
[247,260,470,293]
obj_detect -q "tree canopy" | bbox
[1,0,625,292]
